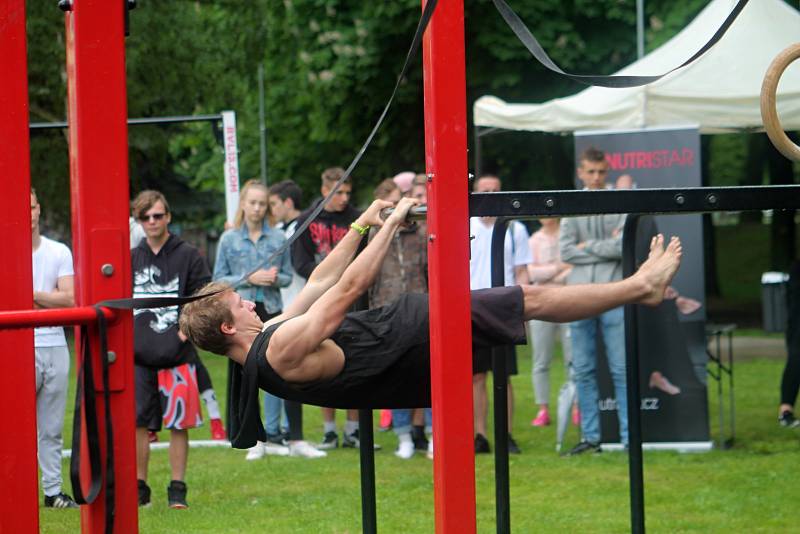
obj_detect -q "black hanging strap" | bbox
[69,308,116,534]
[491,0,749,88]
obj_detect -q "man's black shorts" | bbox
[472,345,518,375]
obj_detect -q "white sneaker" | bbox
[264,441,290,456]
[394,439,414,460]
[426,438,434,460]
[245,442,266,461]
[289,440,327,458]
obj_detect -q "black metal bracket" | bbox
[482,183,799,534]
[470,185,800,219]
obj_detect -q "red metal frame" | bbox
[0,308,117,329]
[422,1,476,532]
[0,1,40,531]
[65,1,138,532]
[5,0,475,531]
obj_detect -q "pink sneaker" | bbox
[572,406,581,426]
[531,409,550,427]
[379,409,392,431]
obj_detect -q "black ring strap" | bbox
[492,0,749,88]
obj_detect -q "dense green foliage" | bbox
[21,1,723,225]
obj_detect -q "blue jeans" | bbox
[570,306,628,444]
[392,408,432,436]
[263,392,287,437]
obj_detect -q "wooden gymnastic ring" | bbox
[761,43,800,162]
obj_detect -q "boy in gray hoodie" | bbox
[560,147,627,456]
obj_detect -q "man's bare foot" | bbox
[636,235,682,306]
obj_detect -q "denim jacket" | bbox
[213,223,293,314]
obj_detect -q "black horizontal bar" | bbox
[29,114,223,130]
[469,185,800,218]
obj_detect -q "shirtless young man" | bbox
[180,197,683,446]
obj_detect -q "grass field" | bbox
[39,338,799,533]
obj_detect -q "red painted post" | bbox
[65,1,138,532]
[0,1,40,531]
[421,1,476,533]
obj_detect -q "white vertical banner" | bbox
[222,110,240,225]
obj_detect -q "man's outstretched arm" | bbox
[267,198,419,381]
[274,199,392,324]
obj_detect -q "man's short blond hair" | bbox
[179,281,235,356]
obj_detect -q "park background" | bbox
[21,0,800,531]
[26,0,799,326]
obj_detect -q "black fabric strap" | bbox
[69,311,115,534]
[492,0,749,88]
[70,325,103,506]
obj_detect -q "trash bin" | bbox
[761,271,789,332]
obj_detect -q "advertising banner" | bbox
[574,126,710,447]
[222,110,241,225]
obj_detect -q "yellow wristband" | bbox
[350,221,370,236]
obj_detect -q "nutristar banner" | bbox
[574,126,710,448]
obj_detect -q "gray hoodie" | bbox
[559,213,626,284]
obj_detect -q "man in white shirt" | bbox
[31,189,78,509]
[469,175,531,454]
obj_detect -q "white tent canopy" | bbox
[474,0,800,134]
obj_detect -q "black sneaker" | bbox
[412,426,429,451]
[318,431,339,450]
[137,479,151,507]
[167,480,188,509]
[508,434,521,454]
[474,433,490,454]
[779,410,800,428]
[342,429,381,450]
[565,440,601,456]
[43,492,79,509]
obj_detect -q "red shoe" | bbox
[531,408,550,427]
[210,418,227,441]
[148,431,158,443]
[572,406,581,426]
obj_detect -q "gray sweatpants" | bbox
[35,346,70,497]
[528,320,572,405]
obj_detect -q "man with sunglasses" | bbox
[131,190,211,509]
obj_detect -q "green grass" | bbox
[40,342,799,533]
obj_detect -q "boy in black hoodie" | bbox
[131,190,210,509]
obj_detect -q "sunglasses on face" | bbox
[139,213,167,222]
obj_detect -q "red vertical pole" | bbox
[422,1,476,533]
[65,1,138,532]
[0,1,40,531]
